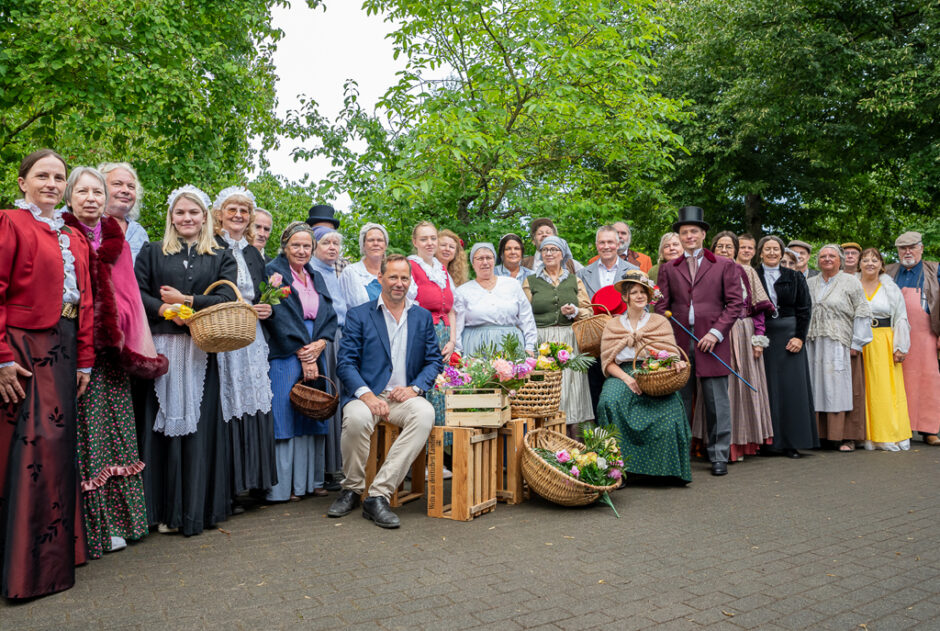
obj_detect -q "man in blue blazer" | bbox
[327,254,443,528]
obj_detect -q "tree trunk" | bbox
[744,193,763,237]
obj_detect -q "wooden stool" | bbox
[496,419,525,504]
[362,421,425,508]
[529,411,566,434]
[428,426,497,521]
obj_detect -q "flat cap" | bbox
[787,239,812,252]
[895,231,923,248]
[841,242,862,251]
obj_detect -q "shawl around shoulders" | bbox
[599,311,677,376]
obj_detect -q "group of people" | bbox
[2,149,937,600]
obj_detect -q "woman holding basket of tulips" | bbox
[263,222,337,503]
[596,271,692,484]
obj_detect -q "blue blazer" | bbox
[337,299,444,408]
[263,254,338,360]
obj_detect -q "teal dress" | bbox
[597,364,692,482]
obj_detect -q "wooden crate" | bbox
[445,388,511,428]
[362,421,425,508]
[528,412,566,434]
[496,418,526,504]
[428,426,497,521]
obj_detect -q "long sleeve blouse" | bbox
[454,277,538,352]
[868,275,911,353]
[807,272,872,351]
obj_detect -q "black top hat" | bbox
[672,206,709,232]
[305,204,340,229]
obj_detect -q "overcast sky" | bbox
[264,3,403,208]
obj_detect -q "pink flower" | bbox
[555,449,571,463]
[557,349,570,363]
[525,357,537,370]
[269,272,283,286]
[491,358,514,382]
[609,468,622,480]
[570,466,580,478]
[657,350,670,360]
[613,460,624,468]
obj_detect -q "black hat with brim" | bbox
[306,204,340,229]
[672,206,709,232]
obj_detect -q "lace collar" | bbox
[221,229,249,251]
[15,199,65,232]
[407,254,448,288]
[535,262,569,285]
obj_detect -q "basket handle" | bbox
[588,303,612,316]
[203,278,246,304]
[297,375,338,395]
[631,340,689,372]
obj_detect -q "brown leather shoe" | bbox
[925,435,940,446]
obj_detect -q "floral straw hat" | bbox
[613,269,658,302]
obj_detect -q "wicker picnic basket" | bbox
[509,370,562,418]
[290,376,339,420]
[572,303,612,358]
[188,279,258,353]
[521,429,619,506]
[631,341,690,396]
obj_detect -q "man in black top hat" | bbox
[654,206,745,476]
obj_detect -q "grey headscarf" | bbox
[358,222,389,252]
[470,242,497,261]
[280,221,318,251]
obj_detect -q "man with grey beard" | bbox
[99,162,149,261]
[885,231,940,445]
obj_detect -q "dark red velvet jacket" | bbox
[62,213,167,379]
[0,207,94,368]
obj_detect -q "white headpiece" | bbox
[167,184,211,211]
[213,185,256,209]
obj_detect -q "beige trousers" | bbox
[340,395,434,500]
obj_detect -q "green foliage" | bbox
[289,0,688,258]
[652,0,940,258]
[0,0,323,238]
[474,333,527,363]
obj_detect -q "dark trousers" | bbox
[679,340,731,464]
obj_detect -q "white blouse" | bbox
[454,277,537,352]
[615,311,651,363]
[868,276,911,353]
[339,260,380,309]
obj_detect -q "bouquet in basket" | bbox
[535,341,595,372]
[434,334,535,395]
[634,349,681,375]
[533,425,625,517]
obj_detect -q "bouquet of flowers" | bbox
[533,425,625,516]
[633,349,681,374]
[162,304,194,320]
[258,273,291,306]
[435,334,536,395]
[535,341,595,372]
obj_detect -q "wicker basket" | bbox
[510,370,562,418]
[572,303,612,358]
[631,341,690,396]
[188,279,258,353]
[521,429,619,506]
[289,376,339,420]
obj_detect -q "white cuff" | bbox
[78,367,92,374]
[0,361,14,369]
[563,304,577,320]
[751,335,770,348]
[708,328,724,343]
[354,386,372,399]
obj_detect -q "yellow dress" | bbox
[862,284,912,446]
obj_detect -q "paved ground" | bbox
[3,445,940,631]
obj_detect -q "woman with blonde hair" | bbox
[437,229,469,286]
[134,185,237,535]
[648,232,682,283]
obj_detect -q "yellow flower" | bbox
[178,304,194,319]
[539,342,550,355]
[570,448,581,458]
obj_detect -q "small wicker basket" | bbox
[631,341,690,396]
[289,376,339,420]
[188,279,258,353]
[521,429,619,506]
[572,303,612,358]
[510,370,562,418]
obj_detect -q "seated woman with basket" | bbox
[596,271,692,484]
[263,222,338,502]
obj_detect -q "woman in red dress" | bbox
[0,149,94,599]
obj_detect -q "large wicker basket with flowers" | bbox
[188,279,258,353]
[631,341,690,396]
[521,429,620,506]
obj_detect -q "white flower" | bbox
[597,457,608,470]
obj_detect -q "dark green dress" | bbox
[597,364,692,482]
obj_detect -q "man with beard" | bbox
[99,162,149,261]
[885,232,940,445]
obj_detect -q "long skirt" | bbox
[1,320,87,599]
[429,320,451,445]
[899,287,940,434]
[77,358,147,559]
[597,365,691,482]
[461,324,526,356]
[538,326,593,424]
[863,326,912,449]
[323,332,344,475]
[692,317,773,460]
[764,316,818,450]
[138,353,231,536]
